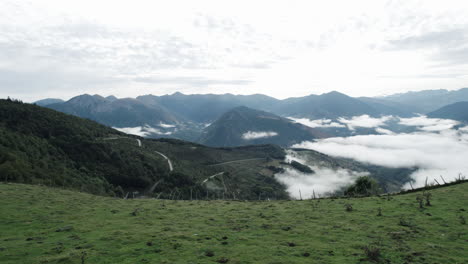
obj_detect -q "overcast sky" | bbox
[1,0,468,102]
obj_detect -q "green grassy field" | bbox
[1,183,467,264]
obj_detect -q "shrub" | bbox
[363,245,381,262]
[416,195,424,209]
[423,192,432,206]
[399,217,412,227]
[460,215,466,225]
[345,176,381,196]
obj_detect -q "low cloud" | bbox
[158,123,176,128]
[293,127,468,189]
[276,168,368,199]
[399,116,459,131]
[242,131,278,140]
[288,117,345,128]
[114,125,173,137]
[338,115,393,130]
[375,127,395,135]
[291,115,460,134]
[275,152,368,198]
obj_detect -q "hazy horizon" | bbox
[9,86,468,104]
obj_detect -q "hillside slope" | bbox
[0,99,290,199]
[47,94,181,127]
[34,98,64,106]
[427,101,468,123]
[198,106,325,147]
[137,93,279,123]
[0,99,170,195]
[1,182,466,264]
[271,91,411,119]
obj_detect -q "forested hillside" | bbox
[0,99,289,199]
[199,106,325,147]
[0,99,171,196]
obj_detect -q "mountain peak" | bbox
[321,91,348,97]
[106,95,118,101]
[199,106,324,147]
[69,94,101,101]
[231,105,251,112]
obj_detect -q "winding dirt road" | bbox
[208,158,265,166]
[154,151,173,171]
[201,172,224,184]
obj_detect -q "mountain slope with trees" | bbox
[271,91,382,119]
[427,101,468,123]
[0,98,170,196]
[198,106,326,147]
[47,94,181,127]
[137,93,280,123]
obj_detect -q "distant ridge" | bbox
[34,98,64,106]
[380,87,468,113]
[47,94,180,127]
[35,88,468,142]
[428,101,468,122]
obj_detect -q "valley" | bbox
[4,88,468,200]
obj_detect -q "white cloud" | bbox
[375,127,395,135]
[113,125,173,137]
[276,168,368,199]
[399,116,459,131]
[288,117,345,128]
[274,152,368,198]
[338,115,394,130]
[242,131,278,140]
[2,0,468,101]
[290,115,462,135]
[292,126,468,188]
[113,126,149,137]
[143,126,173,135]
[158,123,176,128]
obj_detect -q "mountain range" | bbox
[35,88,468,146]
[1,99,417,199]
[379,87,468,113]
[42,90,418,126]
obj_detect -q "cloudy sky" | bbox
[1,0,468,102]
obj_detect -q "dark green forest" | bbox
[0,99,172,196]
